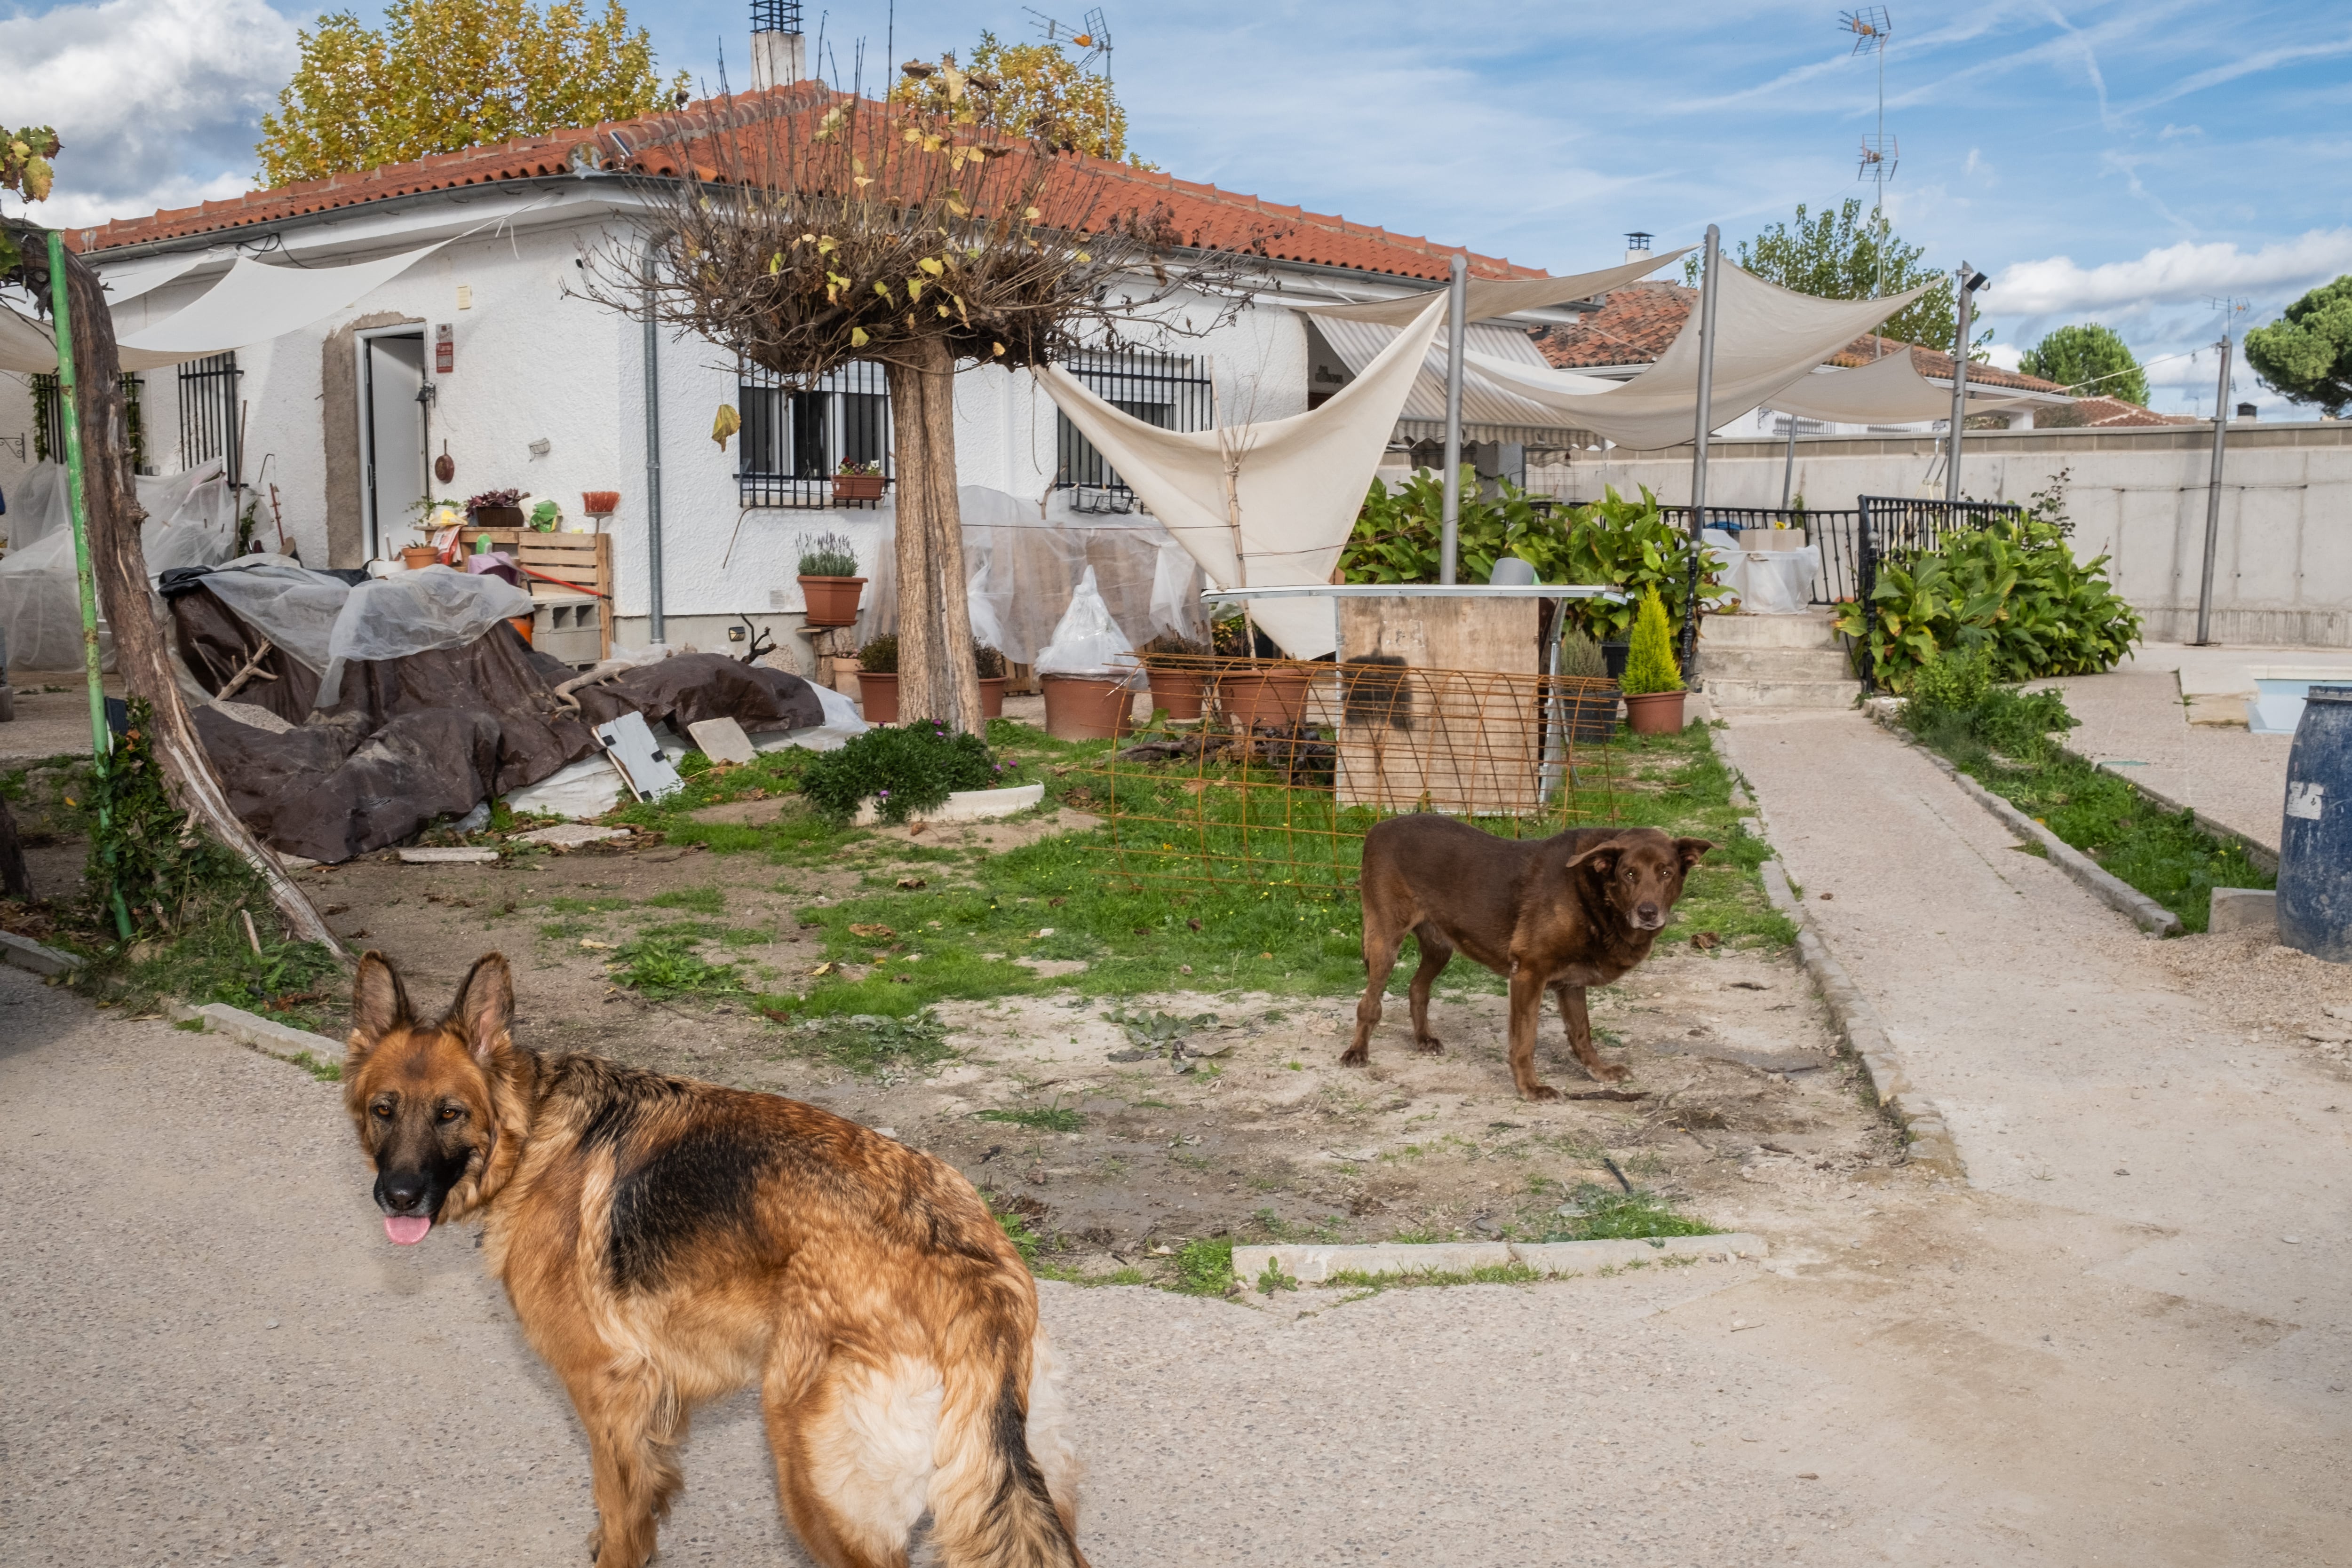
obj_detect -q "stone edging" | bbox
[1857,706,2183,937]
[174,1002,346,1076]
[1711,726,1966,1180]
[0,929,84,975]
[1232,1232,1768,1287]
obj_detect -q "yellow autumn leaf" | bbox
[850,327,870,347]
[992,342,1006,357]
[1024,206,1041,222]
[936,303,949,317]
[1075,250,1090,262]
[768,253,780,275]
[906,277,925,301]
[816,235,838,253]
[874,281,894,301]
[917,257,945,276]
[851,156,866,175]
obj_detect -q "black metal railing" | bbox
[1660,505,1864,607]
[177,352,242,485]
[1851,495,2023,690]
[32,372,144,470]
[1054,346,1212,514]
[738,359,893,507]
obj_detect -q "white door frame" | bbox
[354,325,428,562]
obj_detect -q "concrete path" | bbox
[8,929,2351,1566]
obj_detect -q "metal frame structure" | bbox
[1052,344,1212,513]
[1659,505,1865,607]
[175,351,242,487]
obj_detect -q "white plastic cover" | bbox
[315,566,534,706]
[0,462,236,670]
[198,562,351,671]
[1032,566,1138,680]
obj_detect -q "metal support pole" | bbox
[641,249,666,644]
[1680,224,1721,677]
[1780,414,1798,509]
[2193,333,2234,646]
[1944,262,1976,505]
[47,230,132,938]
[1438,252,1467,585]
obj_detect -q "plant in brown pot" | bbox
[1138,631,1209,720]
[465,487,527,531]
[1620,586,1686,734]
[1209,610,1308,729]
[796,531,865,626]
[1559,626,1620,744]
[973,639,1008,719]
[856,633,901,723]
[832,458,887,504]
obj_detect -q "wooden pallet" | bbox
[456,529,612,658]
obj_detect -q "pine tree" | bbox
[1621,587,1683,696]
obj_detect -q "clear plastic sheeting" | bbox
[0,461,237,671]
[316,566,535,707]
[197,562,352,672]
[1033,566,1139,680]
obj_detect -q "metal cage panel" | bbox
[1053,348,1213,514]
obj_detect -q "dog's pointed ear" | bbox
[1566,839,1625,877]
[348,951,411,1061]
[1675,837,1716,871]
[446,953,515,1067]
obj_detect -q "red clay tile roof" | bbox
[68,82,1544,284]
[2066,395,2200,428]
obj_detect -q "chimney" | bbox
[2235,402,2257,420]
[1624,231,1654,266]
[750,0,805,91]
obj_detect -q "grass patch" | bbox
[285,1048,343,1083]
[1543,1184,1718,1242]
[975,1104,1086,1132]
[644,887,724,914]
[1169,1235,1236,1296]
[1903,665,2272,933]
[1319,1262,1544,1293]
[609,933,747,1000]
[772,1010,956,1077]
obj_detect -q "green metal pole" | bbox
[47,230,133,939]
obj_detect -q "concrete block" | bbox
[852,783,1043,827]
[2209,887,2278,934]
[181,1003,345,1069]
[398,847,501,864]
[686,717,759,765]
[1234,1242,1515,1285]
[514,823,632,849]
[0,929,84,975]
[1509,1234,1769,1274]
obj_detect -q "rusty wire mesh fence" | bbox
[1081,657,1624,894]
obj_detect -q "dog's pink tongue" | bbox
[383,1215,431,1245]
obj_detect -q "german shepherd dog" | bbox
[1344,820,1712,1099]
[343,951,1086,1568]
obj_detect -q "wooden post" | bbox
[54,240,347,959]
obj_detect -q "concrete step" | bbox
[1699,647,1856,682]
[1704,676,1861,709]
[1699,612,1842,650]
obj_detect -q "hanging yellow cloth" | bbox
[711,403,742,449]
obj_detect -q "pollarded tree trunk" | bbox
[58,245,346,959]
[883,336,984,735]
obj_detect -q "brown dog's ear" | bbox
[1675,837,1715,871]
[1566,838,1627,878]
[348,952,411,1061]
[445,953,515,1066]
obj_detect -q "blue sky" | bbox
[8,0,2351,414]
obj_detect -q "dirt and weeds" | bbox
[7,713,1910,1292]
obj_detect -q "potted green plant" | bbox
[403,498,463,569]
[465,487,528,531]
[1558,626,1620,743]
[797,531,866,626]
[1620,586,1686,734]
[974,639,1009,719]
[1208,611,1309,728]
[833,459,886,504]
[1138,631,1210,720]
[856,633,900,723]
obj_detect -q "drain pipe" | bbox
[642,247,666,644]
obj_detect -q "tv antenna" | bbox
[1842,8,1895,356]
[1023,8,1114,151]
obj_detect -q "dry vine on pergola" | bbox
[585,76,1264,732]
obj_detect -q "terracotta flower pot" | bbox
[1218,666,1311,729]
[857,671,899,723]
[799,575,866,627]
[1041,675,1132,740]
[1145,666,1206,721]
[832,474,887,503]
[979,676,1008,719]
[471,505,526,531]
[1623,690,1686,735]
[398,545,440,570]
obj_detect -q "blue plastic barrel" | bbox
[2279,684,2352,963]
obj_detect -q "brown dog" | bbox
[342,951,1085,1568]
[1343,819,1712,1099]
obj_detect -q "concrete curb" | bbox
[0,929,85,975]
[1863,715,2184,937]
[1233,1233,1769,1286]
[1711,725,1966,1180]
[174,1002,345,1077]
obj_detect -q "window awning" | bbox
[1310,315,1606,449]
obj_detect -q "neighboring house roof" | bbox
[69,82,1544,285]
[2058,395,2201,428]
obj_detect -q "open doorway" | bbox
[358,330,428,560]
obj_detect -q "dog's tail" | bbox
[929,1325,1087,1568]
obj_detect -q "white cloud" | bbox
[0,0,297,226]
[1990,229,2352,315]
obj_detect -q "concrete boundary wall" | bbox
[1545,423,2352,648]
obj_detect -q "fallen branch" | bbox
[215,636,279,701]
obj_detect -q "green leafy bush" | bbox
[1557,626,1609,680]
[1834,515,2139,693]
[973,640,1007,679]
[1621,587,1684,696]
[797,531,859,577]
[1555,485,1730,643]
[1904,647,2076,757]
[857,634,899,673]
[800,721,1002,823]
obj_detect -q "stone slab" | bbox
[513,823,633,849]
[176,1003,345,1069]
[686,716,760,766]
[2209,887,2279,934]
[397,847,501,864]
[0,929,84,975]
[1510,1234,1770,1274]
[851,783,1044,827]
[1232,1242,1513,1285]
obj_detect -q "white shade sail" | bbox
[1310,314,1587,447]
[1299,249,1694,328]
[97,252,213,307]
[117,244,444,355]
[1037,297,1449,659]
[0,300,228,372]
[1464,265,1933,450]
[1763,349,2042,425]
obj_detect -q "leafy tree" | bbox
[2019,323,2147,404]
[1690,198,1987,357]
[2245,275,2352,417]
[256,0,686,187]
[0,126,61,272]
[890,31,1147,166]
